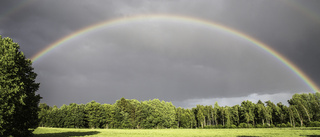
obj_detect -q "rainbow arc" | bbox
[30,14,320,93]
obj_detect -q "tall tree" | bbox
[224,106,231,127]
[0,36,41,136]
[265,100,277,125]
[196,105,205,128]
[276,102,287,124]
[102,104,113,129]
[85,101,103,128]
[204,105,213,126]
[75,104,87,128]
[288,94,312,126]
[38,103,50,127]
[231,105,240,126]
[288,105,296,127]
[135,101,149,129]
[241,100,255,126]
[264,105,273,126]
[213,102,220,126]
[115,98,135,128]
[220,106,225,127]
[48,105,62,127]
[162,102,176,128]
[310,93,320,121]
[256,102,266,126]
[176,107,183,128]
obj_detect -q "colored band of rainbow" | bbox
[30,14,320,93]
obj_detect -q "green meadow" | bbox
[33,127,320,137]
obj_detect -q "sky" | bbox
[0,0,320,108]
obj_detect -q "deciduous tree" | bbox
[0,36,41,136]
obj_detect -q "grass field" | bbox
[33,127,320,137]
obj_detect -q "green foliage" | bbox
[215,124,224,128]
[276,124,281,127]
[86,101,103,129]
[196,105,205,128]
[203,125,212,129]
[230,124,237,128]
[37,93,320,130]
[281,123,287,127]
[0,36,41,136]
[256,124,263,128]
[307,121,320,127]
[238,123,247,128]
[295,122,301,127]
[270,124,275,128]
[38,103,50,127]
[286,122,292,127]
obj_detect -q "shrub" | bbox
[295,122,301,127]
[255,124,262,128]
[263,124,269,128]
[204,125,214,129]
[286,122,292,127]
[270,124,275,128]
[239,123,247,128]
[307,121,320,127]
[216,124,224,128]
[281,123,287,127]
[230,124,238,128]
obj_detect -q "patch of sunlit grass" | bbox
[33,127,320,137]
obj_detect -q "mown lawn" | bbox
[33,127,320,137]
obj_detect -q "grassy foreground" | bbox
[33,127,320,137]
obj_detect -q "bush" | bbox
[263,124,269,128]
[307,121,320,127]
[204,125,214,129]
[255,124,263,128]
[230,124,238,128]
[270,124,275,128]
[286,122,292,127]
[295,122,301,127]
[276,124,281,128]
[216,124,224,128]
[281,123,287,127]
[239,123,247,128]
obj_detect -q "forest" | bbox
[38,92,320,129]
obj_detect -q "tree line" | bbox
[38,92,320,129]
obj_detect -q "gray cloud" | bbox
[0,0,319,107]
[173,92,299,108]
[33,22,308,106]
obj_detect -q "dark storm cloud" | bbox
[1,0,319,107]
[33,23,307,106]
[213,0,320,87]
[0,0,122,57]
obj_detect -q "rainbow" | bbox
[30,14,319,93]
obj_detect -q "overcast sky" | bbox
[1,0,319,108]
